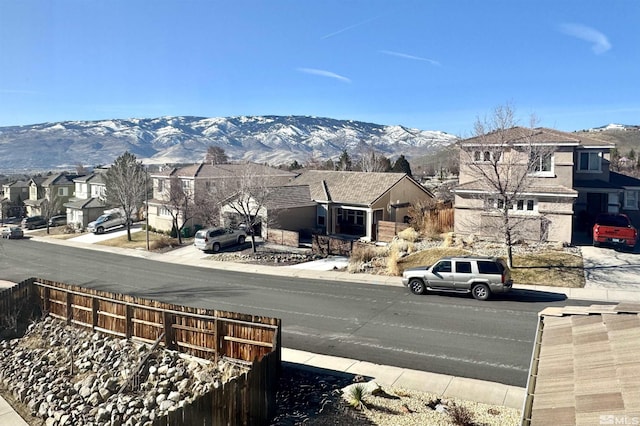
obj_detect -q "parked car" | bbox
[87,212,129,234]
[48,215,68,227]
[401,255,512,301]
[21,216,47,230]
[194,227,247,252]
[592,213,637,250]
[1,226,24,239]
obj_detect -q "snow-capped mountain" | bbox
[0,115,458,172]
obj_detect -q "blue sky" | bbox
[1,0,638,136]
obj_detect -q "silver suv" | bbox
[194,227,247,252]
[401,256,512,300]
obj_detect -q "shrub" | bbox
[442,232,455,247]
[397,227,419,242]
[345,384,368,411]
[386,247,400,276]
[350,244,383,263]
[448,404,476,426]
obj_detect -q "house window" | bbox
[58,187,68,196]
[624,190,639,210]
[578,151,601,172]
[156,179,164,193]
[181,180,191,191]
[317,215,325,226]
[473,150,500,163]
[531,152,553,175]
[159,206,171,217]
[487,198,537,213]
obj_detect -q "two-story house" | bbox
[147,163,298,234]
[64,170,110,229]
[1,179,29,219]
[453,127,640,244]
[23,173,79,218]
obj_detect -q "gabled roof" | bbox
[289,170,431,205]
[74,172,107,185]
[153,163,298,179]
[263,185,315,209]
[3,180,28,188]
[461,127,614,148]
[42,172,82,187]
[64,197,107,209]
[523,303,640,425]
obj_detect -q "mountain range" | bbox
[0,115,458,173]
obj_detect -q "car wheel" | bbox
[593,241,600,247]
[238,235,246,245]
[96,227,105,234]
[408,278,426,295]
[472,284,491,301]
[212,242,221,252]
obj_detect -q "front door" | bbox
[587,193,608,227]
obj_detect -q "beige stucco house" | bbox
[454,127,640,244]
[24,173,79,218]
[147,163,298,234]
[287,170,434,241]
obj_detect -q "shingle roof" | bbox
[64,197,107,209]
[157,163,298,179]
[455,179,578,196]
[522,303,640,426]
[288,170,428,205]
[462,127,614,148]
[263,185,315,209]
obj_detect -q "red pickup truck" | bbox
[592,213,638,249]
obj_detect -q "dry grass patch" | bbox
[97,230,183,251]
[511,250,584,288]
[397,247,471,273]
[28,227,81,240]
[396,247,585,288]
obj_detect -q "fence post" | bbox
[92,297,99,330]
[66,291,72,325]
[163,311,173,350]
[125,305,133,339]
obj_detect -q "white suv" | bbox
[401,256,512,300]
[194,227,247,252]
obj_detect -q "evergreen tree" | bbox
[392,154,412,176]
[337,150,352,171]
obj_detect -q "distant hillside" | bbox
[0,115,458,173]
[575,124,640,157]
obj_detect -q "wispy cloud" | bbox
[297,68,351,83]
[380,50,441,66]
[559,23,611,54]
[0,89,39,95]
[321,17,379,40]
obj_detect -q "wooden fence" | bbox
[376,221,411,243]
[266,228,299,247]
[0,278,281,425]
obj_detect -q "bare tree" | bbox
[105,152,147,241]
[40,194,64,234]
[205,146,229,165]
[158,175,196,245]
[217,164,278,253]
[459,104,555,267]
[357,146,390,172]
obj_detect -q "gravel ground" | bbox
[271,365,521,426]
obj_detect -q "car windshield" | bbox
[596,215,630,227]
[95,215,109,223]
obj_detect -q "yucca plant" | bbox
[346,383,368,411]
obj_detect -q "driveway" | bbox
[581,244,640,290]
[67,224,143,243]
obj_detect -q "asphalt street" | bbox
[0,234,599,388]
